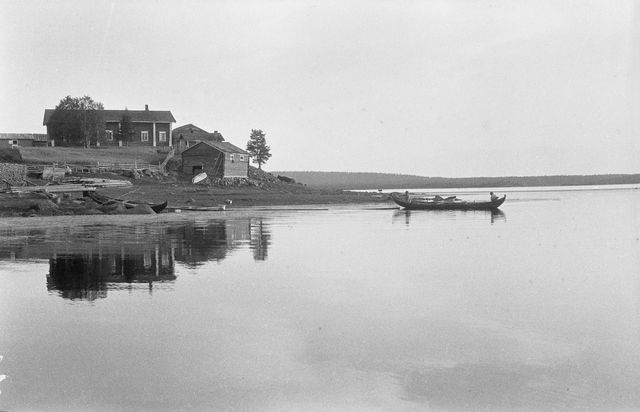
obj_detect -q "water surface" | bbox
[1,187,639,410]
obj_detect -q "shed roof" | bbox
[182,141,249,155]
[43,109,176,125]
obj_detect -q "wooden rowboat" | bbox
[192,172,207,184]
[390,192,506,210]
[87,192,168,213]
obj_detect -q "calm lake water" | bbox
[1,186,639,411]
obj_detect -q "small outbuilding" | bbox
[0,133,49,147]
[181,141,250,179]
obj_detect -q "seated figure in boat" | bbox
[490,192,499,201]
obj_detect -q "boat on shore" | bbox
[390,192,506,210]
[86,192,168,213]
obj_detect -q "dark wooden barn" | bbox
[181,141,249,179]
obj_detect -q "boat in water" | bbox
[390,192,506,210]
[87,192,168,213]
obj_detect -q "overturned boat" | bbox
[86,192,168,213]
[390,192,506,210]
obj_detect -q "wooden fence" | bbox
[27,162,162,174]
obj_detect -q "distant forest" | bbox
[273,171,640,190]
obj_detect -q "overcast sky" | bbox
[1,0,638,177]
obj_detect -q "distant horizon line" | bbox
[269,170,640,179]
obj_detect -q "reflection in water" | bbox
[491,209,507,224]
[392,209,507,225]
[251,218,270,261]
[47,248,177,301]
[0,217,271,300]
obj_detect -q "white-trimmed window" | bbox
[9,140,18,146]
[230,154,235,163]
[159,131,166,142]
[239,155,244,161]
[105,130,114,141]
[141,131,149,142]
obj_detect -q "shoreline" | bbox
[0,181,392,217]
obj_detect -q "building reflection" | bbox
[0,217,271,301]
[47,246,177,301]
[251,218,270,261]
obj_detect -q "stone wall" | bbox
[0,163,27,185]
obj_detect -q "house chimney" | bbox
[145,104,149,111]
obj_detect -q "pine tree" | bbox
[118,112,135,143]
[246,129,272,170]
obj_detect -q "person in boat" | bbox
[490,192,499,201]
[404,191,411,203]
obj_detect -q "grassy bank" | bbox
[0,172,389,217]
[0,147,386,214]
[92,176,387,208]
[19,146,166,165]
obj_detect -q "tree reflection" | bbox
[48,255,109,301]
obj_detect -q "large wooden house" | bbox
[43,105,176,147]
[181,141,249,179]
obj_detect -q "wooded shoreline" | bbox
[273,171,640,190]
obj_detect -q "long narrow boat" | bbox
[87,192,168,213]
[390,192,506,210]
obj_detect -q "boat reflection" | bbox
[0,217,271,300]
[392,208,506,225]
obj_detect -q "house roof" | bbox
[43,109,176,125]
[174,123,224,142]
[210,141,248,154]
[0,133,48,141]
[173,123,208,135]
[182,141,249,155]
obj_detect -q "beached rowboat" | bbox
[390,192,506,210]
[87,192,168,213]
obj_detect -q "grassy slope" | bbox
[19,147,166,165]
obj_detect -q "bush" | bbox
[0,148,23,163]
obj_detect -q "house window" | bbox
[159,131,167,142]
[239,155,244,161]
[105,130,114,141]
[230,154,235,163]
[9,140,18,146]
[141,131,149,142]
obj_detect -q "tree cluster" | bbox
[48,96,105,147]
